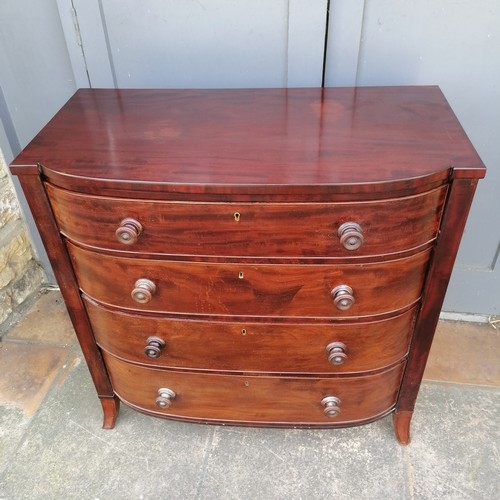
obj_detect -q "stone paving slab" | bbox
[1,348,498,500]
[424,320,500,387]
[408,382,500,500]
[1,291,499,499]
[5,290,75,346]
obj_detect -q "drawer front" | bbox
[87,298,415,374]
[104,353,405,425]
[48,183,447,257]
[69,243,430,318]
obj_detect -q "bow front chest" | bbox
[10,87,485,444]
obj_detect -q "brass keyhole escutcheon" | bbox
[238,271,244,279]
[244,381,250,387]
[234,211,241,221]
[241,328,247,336]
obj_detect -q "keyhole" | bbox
[238,271,244,279]
[234,212,241,222]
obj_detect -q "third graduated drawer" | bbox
[85,297,416,374]
[47,183,447,258]
[68,242,431,319]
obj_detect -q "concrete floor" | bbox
[0,290,499,500]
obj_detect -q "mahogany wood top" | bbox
[11,87,485,196]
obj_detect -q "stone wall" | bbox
[0,150,45,329]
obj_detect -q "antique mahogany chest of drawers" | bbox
[10,87,485,444]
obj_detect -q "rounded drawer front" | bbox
[103,353,405,425]
[85,298,416,374]
[47,183,447,258]
[69,242,430,318]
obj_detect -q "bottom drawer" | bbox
[104,353,405,426]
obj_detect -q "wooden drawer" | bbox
[87,298,415,374]
[48,183,447,258]
[69,243,430,318]
[104,353,405,425]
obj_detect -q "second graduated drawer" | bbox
[85,297,416,374]
[47,183,447,258]
[68,242,430,318]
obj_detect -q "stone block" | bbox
[9,259,45,307]
[0,154,21,230]
[0,225,33,288]
[0,151,46,329]
[0,177,21,230]
[0,289,13,324]
[0,259,45,326]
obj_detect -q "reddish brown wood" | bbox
[46,182,447,259]
[40,166,452,201]
[393,410,412,445]
[130,278,156,304]
[69,242,430,318]
[10,88,485,198]
[143,336,166,359]
[103,352,405,425]
[326,342,348,366]
[100,396,120,429]
[115,218,143,245]
[395,179,481,434]
[84,297,416,374]
[10,88,485,442]
[14,173,113,399]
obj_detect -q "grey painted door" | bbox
[0,0,77,281]
[324,0,499,315]
[1,0,498,315]
[57,0,328,89]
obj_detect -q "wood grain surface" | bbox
[9,87,485,439]
[47,183,446,259]
[104,352,405,425]
[85,297,416,374]
[11,88,485,198]
[69,242,430,318]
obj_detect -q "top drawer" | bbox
[46,183,447,259]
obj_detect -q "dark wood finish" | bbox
[68,243,430,318]
[115,218,143,245]
[393,410,412,445]
[144,336,166,359]
[14,173,113,399]
[100,396,120,429]
[46,183,447,259]
[394,179,480,443]
[326,342,348,366]
[10,87,485,443]
[85,298,416,374]
[39,165,452,201]
[11,88,484,197]
[130,278,156,304]
[103,352,405,425]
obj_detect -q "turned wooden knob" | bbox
[144,336,166,359]
[331,285,355,311]
[338,222,364,250]
[116,218,143,245]
[131,278,156,304]
[155,388,176,408]
[326,342,347,365]
[321,396,341,418]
